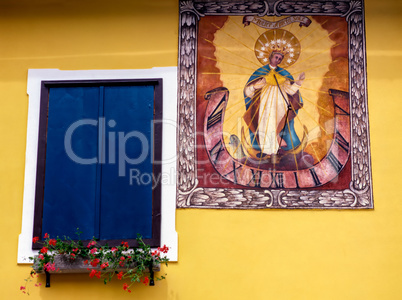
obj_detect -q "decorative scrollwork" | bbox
[275,1,350,15]
[349,12,371,194]
[342,0,362,20]
[278,190,358,208]
[349,183,371,207]
[177,10,198,193]
[180,0,205,19]
[183,188,275,209]
[178,188,370,209]
[194,1,266,15]
[265,190,274,207]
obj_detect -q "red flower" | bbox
[89,269,101,279]
[117,271,124,280]
[87,240,96,248]
[111,247,118,252]
[20,286,27,294]
[40,247,48,254]
[142,276,149,285]
[158,245,169,253]
[123,283,131,292]
[119,256,125,266]
[90,258,100,267]
[44,233,49,239]
[151,250,160,257]
[84,260,89,265]
[89,269,95,278]
[35,283,42,287]
[90,248,97,254]
[121,241,129,248]
[72,248,79,253]
[70,253,76,260]
[100,262,109,270]
[38,254,45,260]
[32,237,39,244]
[43,262,56,272]
[48,239,57,246]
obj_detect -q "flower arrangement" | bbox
[21,232,169,295]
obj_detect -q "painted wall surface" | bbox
[1,0,401,299]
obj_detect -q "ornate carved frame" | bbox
[176,0,373,209]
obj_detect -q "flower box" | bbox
[33,254,161,288]
[33,254,160,274]
[22,235,169,293]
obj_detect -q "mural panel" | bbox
[177,0,372,209]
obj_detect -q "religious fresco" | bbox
[177,0,373,209]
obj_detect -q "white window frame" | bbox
[18,67,178,263]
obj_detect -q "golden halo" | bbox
[254,29,301,68]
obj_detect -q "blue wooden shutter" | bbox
[40,84,155,241]
[100,85,154,239]
[42,87,99,240]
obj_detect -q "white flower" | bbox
[290,48,294,52]
[263,57,268,62]
[287,59,292,63]
[261,46,265,51]
[290,53,294,57]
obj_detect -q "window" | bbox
[33,80,162,248]
[19,68,177,262]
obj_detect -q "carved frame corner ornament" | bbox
[176,0,373,209]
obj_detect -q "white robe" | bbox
[251,66,302,155]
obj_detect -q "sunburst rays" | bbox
[211,22,255,53]
[202,37,261,68]
[298,19,329,42]
[203,15,338,165]
[201,55,257,72]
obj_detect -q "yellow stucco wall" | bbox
[1,0,401,299]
